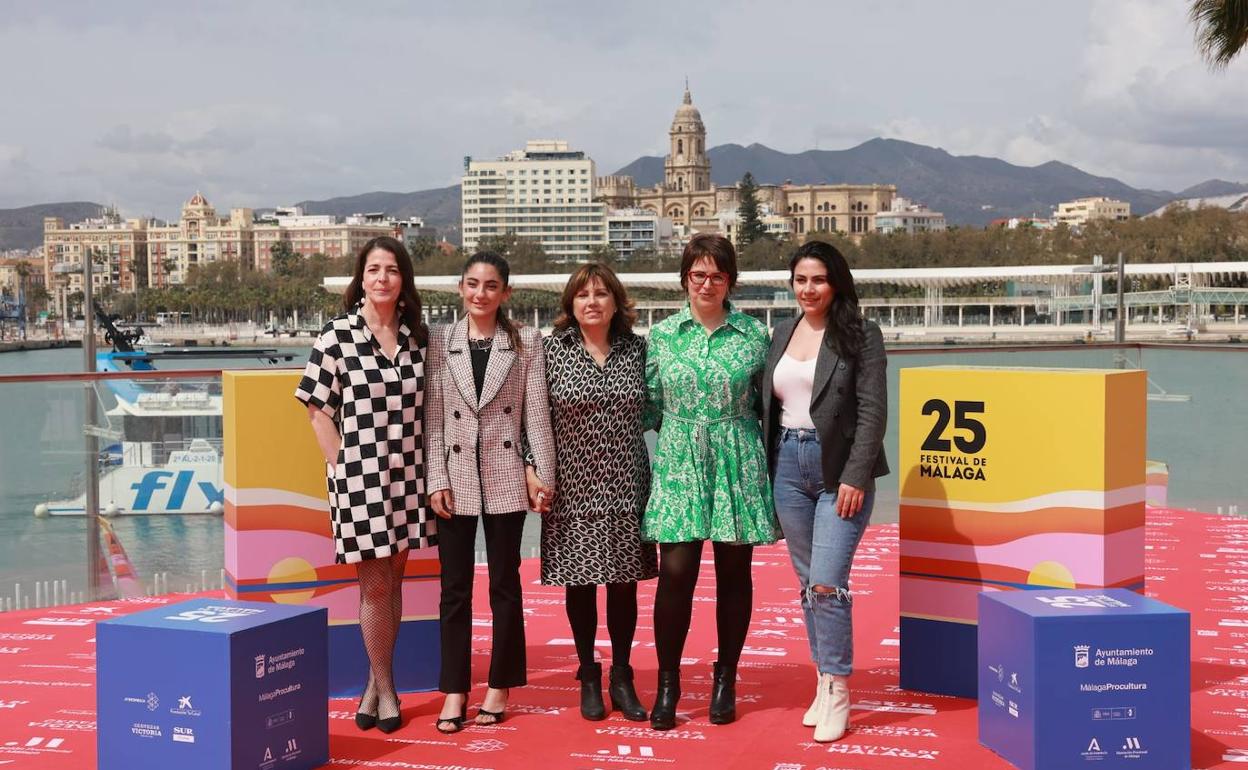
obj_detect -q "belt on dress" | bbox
[662,410,749,458]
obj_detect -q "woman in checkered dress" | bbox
[295,236,431,735]
[424,251,557,732]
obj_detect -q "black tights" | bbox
[565,582,638,667]
[653,541,754,671]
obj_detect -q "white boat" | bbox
[37,306,291,517]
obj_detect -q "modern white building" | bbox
[875,197,947,234]
[1054,197,1131,227]
[461,140,606,261]
[606,209,674,261]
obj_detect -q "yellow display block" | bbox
[898,366,1146,696]
[223,370,440,695]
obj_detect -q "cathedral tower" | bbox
[663,85,710,193]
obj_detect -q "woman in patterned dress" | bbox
[643,233,779,731]
[424,252,557,732]
[295,236,431,734]
[526,263,657,722]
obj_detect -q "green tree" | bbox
[586,244,619,265]
[270,240,299,277]
[1191,0,1248,69]
[737,172,767,247]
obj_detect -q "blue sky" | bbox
[2,0,1246,217]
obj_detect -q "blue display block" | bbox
[97,598,328,770]
[977,589,1189,770]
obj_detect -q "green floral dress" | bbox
[642,303,779,544]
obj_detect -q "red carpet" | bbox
[1,507,1244,769]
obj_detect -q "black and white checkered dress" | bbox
[294,305,434,564]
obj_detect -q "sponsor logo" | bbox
[987,663,1004,682]
[1223,749,1248,763]
[0,648,28,655]
[462,739,507,753]
[1090,706,1137,720]
[172,726,195,744]
[1075,645,1090,668]
[165,605,264,624]
[75,606,119,615]
[1117,736,1147,759]
[0,633,54,641]
[0,701,28,710]
[258,683,301,703]
[1035,594,1129,610]
[1082,737,1108,761]
[1080,682,1148,693]
[823,744,939,760]
[282,737,301,760]
[24,719,93,732]
[260,745,276,769]
[597,745,655,757]
[265,709,294,729]
[262,647,303,676]
[1008,700,1019,718]
[1008,672,1021,692]
[170,695,201,718]
[130,722,161,739]
[255,654,266,678]
[21,617,92,627]
[853,699,937,715]
[146,692,159,711]
[991,691,1005,707]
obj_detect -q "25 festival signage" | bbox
[897,366,1146,697]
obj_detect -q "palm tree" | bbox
[1190,0,1248,69]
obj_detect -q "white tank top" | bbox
[773,354,818,429]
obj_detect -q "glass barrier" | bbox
[1,343,1244,611]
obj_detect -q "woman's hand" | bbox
[525,466,554,513]
[836,483,865,518]
[430,490,455,519]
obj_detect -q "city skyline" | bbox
[3,1,1248,218]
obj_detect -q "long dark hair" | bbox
[552,262,637,341]
[462,251,522,351]
[344,235,427,345]
[789,240,864,358]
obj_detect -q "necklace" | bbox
[468,336,494,351]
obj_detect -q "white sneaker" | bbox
[814,674,850,742]
[801,672,824,727]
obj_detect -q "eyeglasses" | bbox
[687,271,728,288]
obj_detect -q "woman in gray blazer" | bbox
[424,251,557,732]
[761,240,889,743]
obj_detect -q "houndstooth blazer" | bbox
[424,319,557,516]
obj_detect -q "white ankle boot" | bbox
[813,673,850,742]
[801,672,824,727]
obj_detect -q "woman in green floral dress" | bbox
[643,233,779,731]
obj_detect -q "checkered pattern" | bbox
[294,306,434,564]
[424,320,557,516]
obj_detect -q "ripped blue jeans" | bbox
[772,428,874,676]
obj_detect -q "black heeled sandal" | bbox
[475,689,508,726]
[435,706,468,734]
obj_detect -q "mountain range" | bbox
[5,139,1248,251]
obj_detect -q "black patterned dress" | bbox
[539,328,658,586]
[294,304,433,564]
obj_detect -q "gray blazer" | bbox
[761,317,890,492]
[424,320,557,516]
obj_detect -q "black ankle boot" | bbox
[650,669,680,731]
[577,662,606,721]
[608,664,648,721]
[708,661,737,725]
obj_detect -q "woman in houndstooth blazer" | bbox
[424,251,557,732]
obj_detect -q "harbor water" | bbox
[1,344,1245,604]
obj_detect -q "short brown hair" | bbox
[679,233,738,295]
[553,262,637,340]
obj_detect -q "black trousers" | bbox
[437,510,527,693]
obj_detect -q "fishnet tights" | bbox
[356,551,407,720]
